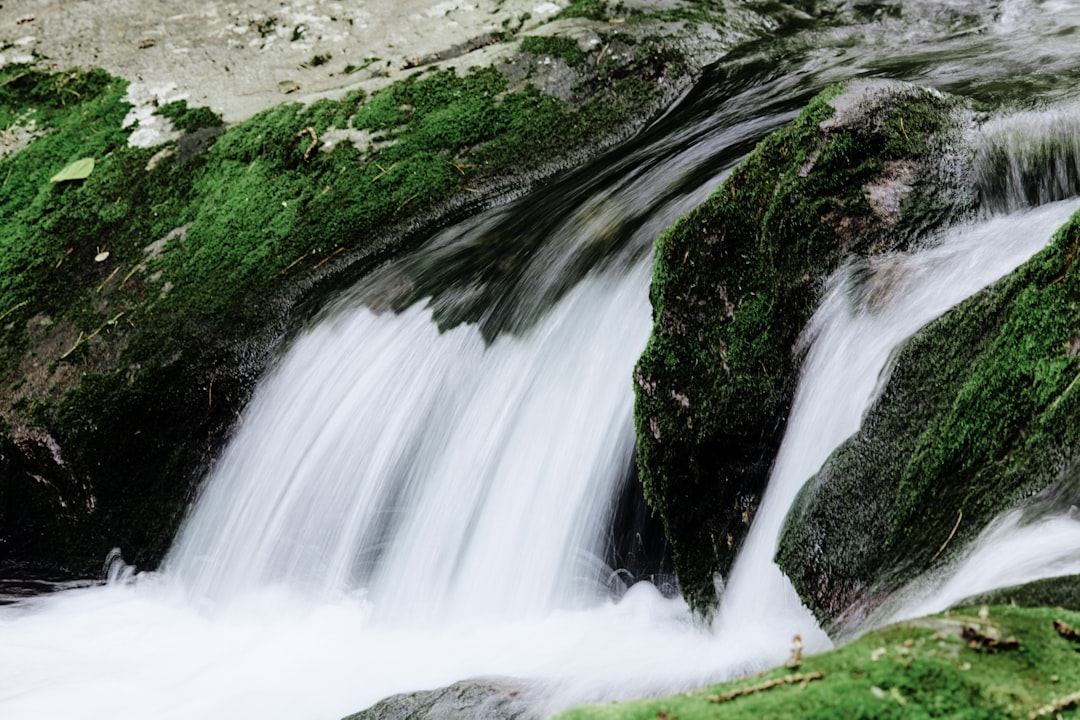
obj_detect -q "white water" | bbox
[168,260,654,620]
[3,194,1076,719]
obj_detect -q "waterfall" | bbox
[5,4,1080,716]
[4,199,1074,720]
[166,261,653,622]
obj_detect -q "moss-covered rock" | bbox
[777,209,1080,633]
[633,80,974,615]
[961,575,1080,613]
[556,605,1080,719]
[0,44,690,575]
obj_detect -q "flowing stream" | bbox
[4,2,1080,719]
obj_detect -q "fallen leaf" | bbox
[50,157,95,183]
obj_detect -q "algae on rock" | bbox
[633,80,974,614]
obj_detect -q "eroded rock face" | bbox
[633,80,976,615]
[778,208,1080,635]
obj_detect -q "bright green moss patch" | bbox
[154,99,223,132]
[778,209,1080,632]
[634,81,971,616]
[556,0,610,21]
[557,606,1080,720]
[520,36,589,66]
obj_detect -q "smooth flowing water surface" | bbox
[4,3,1080,719]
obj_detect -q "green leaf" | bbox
[50,157,95,183]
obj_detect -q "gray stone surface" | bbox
[0,0,560,123]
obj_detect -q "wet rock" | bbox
[344,678,540,720]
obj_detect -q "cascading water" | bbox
[715,199,1080,644]
[167,261,654,621]
[5,3,1080,719]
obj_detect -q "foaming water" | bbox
[4,202,1073,720]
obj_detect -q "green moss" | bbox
[557,606,1080,720]
[963,576,1080,612]
[520,36,588,67]
[625,1,727,28]
[634,82,970,615]
[556,0,609,21]
[154,99,223,132]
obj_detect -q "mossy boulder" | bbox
[556,605,1080,719]
[961,575,1080,613]
[777,209,1080,633]
[633,80,975,615]
[0,48,689,575]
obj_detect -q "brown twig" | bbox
[1030,689,1080,719]
[297,126,318,161]
[312,247,345,270]
[0,300,29,323]
[707,672,824,704]
[961,624,1018,653]
[96,265,122,293]
[931,509,963,561]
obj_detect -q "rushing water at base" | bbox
[5,3,1080,718]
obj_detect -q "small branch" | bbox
[119,264,145,289]
[96,265,122,293]
[931,509,963,561]
[394,193,418,214]
[276,254,306,277]
[1049,367,1080,413]
[785,634,804,670]
[707,672,824,704]
[961,624,1018,653]
[59,331,86,360]
[312,247,344,270]
[0,299,29,323]
[1030,689,1080,719]
[297,126,318,161]
[371,162,397,181]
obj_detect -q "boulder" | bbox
[343,678,539,720]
